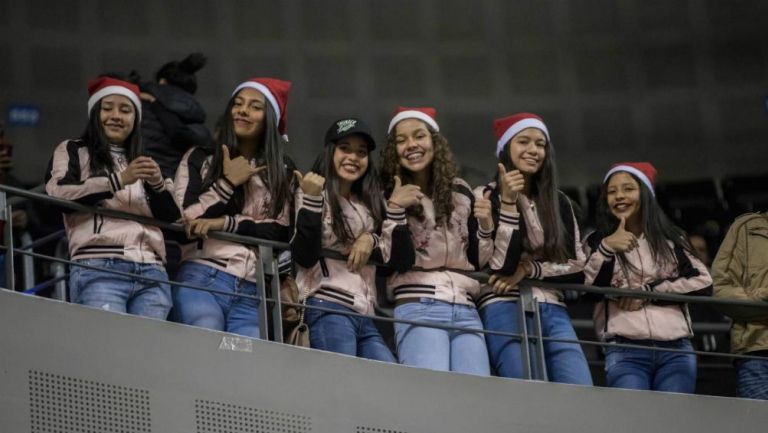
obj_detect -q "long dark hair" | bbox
[80,101,142,175]
[380,124,458,226]
[595,172,692,272]
[203,93,292,219]
[493,139,569,262]
[311,140,384,244]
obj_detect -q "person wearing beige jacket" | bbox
[713,212,768,400]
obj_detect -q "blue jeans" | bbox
[604,337,696,393]
[305,297,396,363]
[173,262,261,338]
[736,357,768,400]
[69,258,172,320]
[480,301,592,385]
[394,298,490,376]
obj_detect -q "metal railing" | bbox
[1,183,767,384]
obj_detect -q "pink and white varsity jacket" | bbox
[45,139,180,264]
[385,178,493,307]
[584,233,713,341]
[291,189,411,315]
[174,146,293,282]
[474,182,586,309]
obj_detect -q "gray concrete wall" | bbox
[0,289,765,433]
[1,0,767,188]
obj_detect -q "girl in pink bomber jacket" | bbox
[172,77,295,338]
[378,107,493,376]
[291,117,411,362]
[46,77,180,320]
[584,162,712,393]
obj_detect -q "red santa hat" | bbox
[493,113,550,157]
[87,77,142,119]
[603,162,657,195]
[387,106,439,134]
[232,77,292,135]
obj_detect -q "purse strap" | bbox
[296,278,309,325]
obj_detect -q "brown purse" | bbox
[281,275,310,347]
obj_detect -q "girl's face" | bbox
[394,119,434,174]
[507,127,546,175]
[606,172,642,224]
[231,88,266,140]
[99,94,136,145]
[333,135,369,185]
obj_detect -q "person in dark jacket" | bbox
[139,53,213,179]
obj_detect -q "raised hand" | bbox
[603,216,639,252]
[121,156,158,185]
[185,217,226,240]
[474,189,493,231]
[222,145,264,186]
[498,163,525,204]
[294,170,325,196]
[347,233,375,273]
[387,175,423,209]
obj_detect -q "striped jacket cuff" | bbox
[386,206,407,224]
[498,209,520,227]
[223,215,237,233]
[212,178,235,202]
[148,177,166,192]
[478,227,493,239]
[108,171,123,193]
[530,260,543,279]
[301,194,324,212]
[598,240,616,259]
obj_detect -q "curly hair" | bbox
[379,123,458,226]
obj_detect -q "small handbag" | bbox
[281,275,310,347]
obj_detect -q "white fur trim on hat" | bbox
[232,81,281,129]
[496,118,549,157]
[603,165,655,196]
[387,111,439,134]
[87,86,142,119]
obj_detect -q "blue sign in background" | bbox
[7,104,40,127]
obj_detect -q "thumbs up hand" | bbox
[498,163,524,204]
[294,170,325,196]
[222,145,264,186]
[387,175,423,209]
[474,189,494,232]
[603,217,639,252]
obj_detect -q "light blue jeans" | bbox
[172,262,261,338]
[736,356,768,400]
[394,298,490,376]
[69,258,172,320]
[604,337,697,393]
[305,297,396,363]
[480,301,593,385]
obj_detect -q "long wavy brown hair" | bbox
[379,123,458,226]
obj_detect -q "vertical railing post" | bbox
[19,232,35,290]
[517,291,533,380]
[255,245,271,341]
[52,238,68,301]
[1,191,15,291]
[259,245,283,343]
[518,283,548,380]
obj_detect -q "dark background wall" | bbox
[1,0,767,188]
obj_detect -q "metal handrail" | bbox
[2,184,768,369]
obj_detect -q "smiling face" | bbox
[99,94,136,145]
[394,118,434,175]
[333,135,369,186]
[507,127,546,175]
[231,87,266,140]
[606,172,642,226]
